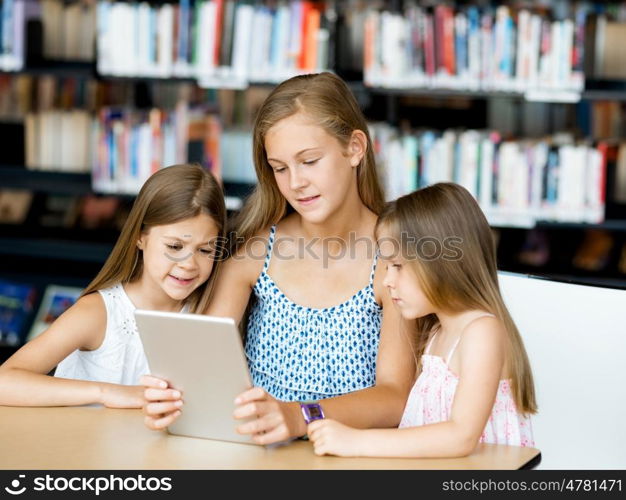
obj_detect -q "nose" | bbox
[289,166,308,191]
[177,252,198,270]
[382,268,395,289]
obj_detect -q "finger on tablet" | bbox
[144,388,182,402]
[232,401,268,420]
[144,401,183,416]
[234,386,266,405]
[235,412,276,435]
[140,375,168,389]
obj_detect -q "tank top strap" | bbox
[445,313,496,365]
[368,247,379,286]
[424,331,438,355]
[262,225,277,274]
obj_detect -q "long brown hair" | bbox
[231,72,385,247]
[375,183,537,415]
[82,164,227,313]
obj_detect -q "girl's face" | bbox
[137,213,219,303]
[265,112,364,224]
[378,231,435,320]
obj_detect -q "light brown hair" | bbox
[231,72,385,246]
[375,183,537,415]
[82,164,226,313]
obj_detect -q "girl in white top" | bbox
[0,164,226,408]
[307,183,537,458]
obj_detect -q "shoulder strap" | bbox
[369,247,379,286]
[424,331,439,355]
[261,225,276,273]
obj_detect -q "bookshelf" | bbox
[2,0,626,358]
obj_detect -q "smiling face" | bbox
[264,111,364,224]
[378,228,435,320]
[136,213,219,303]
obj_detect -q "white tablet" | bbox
[134,309,255,444]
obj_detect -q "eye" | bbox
[273,167,287,173]
[303,159,319,165]
[166,244,182,251]
[199,248,214,257]
[392,264,402,269]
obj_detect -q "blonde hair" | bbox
[375,183,537,415]
[82,164,227,313]
[231,72,385,246]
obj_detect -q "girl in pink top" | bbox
[308,183,537,458]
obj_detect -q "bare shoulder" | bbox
[461,315,506,351]
[67,293,107,348]
[68,292,106,322]
[223,224,274,287]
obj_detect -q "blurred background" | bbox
[2,0,626,359]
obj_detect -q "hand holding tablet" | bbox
[135,310,256,444]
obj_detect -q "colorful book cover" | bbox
[27,285,83,342]
[0,279,37,347]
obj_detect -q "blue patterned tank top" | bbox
[245,225,382,402]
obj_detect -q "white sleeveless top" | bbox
[54,283,188,386]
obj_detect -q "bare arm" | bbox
[203,239,263,322]
[0,293,141,407]
[308,317,506,457]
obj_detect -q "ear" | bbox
[137,234,146,251]
[347,129,367,168]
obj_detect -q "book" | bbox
[0,188,33,224]
[0,279,37,347]
[598,21,626,79]
[26,285,82,342]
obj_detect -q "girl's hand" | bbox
[99,383,145,409]
[307,419,364,457]
[233,387,305,445]
[140,375,183,431]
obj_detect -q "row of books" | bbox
[0,0,95,72]
[370,124,611,227]
[25,110,93,171]
[0,279,81,347]
[96,0,333,87]
[0,0,37,71]
[364,3,587,97]
[93,104,203,194]
[92,104,253,207]
[40,0,96,62]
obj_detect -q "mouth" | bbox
[168,274,196,286]
[296,195,320,205]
